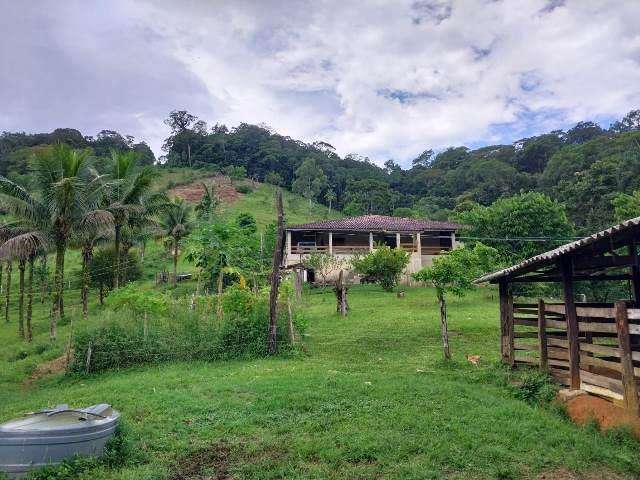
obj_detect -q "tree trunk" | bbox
[27,256,34,342]
[216,269,224,319]
[4,261,12,323]
[18,259,25,339]
[334,270,348,316]
[294,267,302,301]
[51,242,65,340]
[114,224,121,289]
[438,291,451,360]
[172,240,178,288]
[40,255,48,304]
[328,200,332,216]
[268,189,285,354]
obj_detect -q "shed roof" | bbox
[475,216,640,284]
[287,215,463,233]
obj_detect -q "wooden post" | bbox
[396,233,401,250]
[559,257,581,390]
[416,232,422,255]
[294,266,302,301]
[369,232,374,251]
[499,280,509,363]
[268,189,285,354]
[286,231,292,257]
[328,232,333,255]
[615,300,639,414]
[538,299,548,372]
[629,241,640,307]
[334,270,348,317]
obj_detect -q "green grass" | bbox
[1,286,638,479]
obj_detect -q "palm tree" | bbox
[159,198,193,288]
[103,150,158,289]
[324,189,336,216]
[72,211,113,320]
[0,231,47,341]
[0,144,107,339]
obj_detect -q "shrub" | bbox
[351,245,410,291]
[236,183,253,194]
[510,369,558,405]
[89,248,142,296]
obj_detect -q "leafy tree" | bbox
[413,243,498,359]
[223,165,246,184]
[455,192,573,263]
[236,213,257,233]
[292,158,327,208]
[564,121,605,144]
[611,190,640,222]
[89,248,142,304]
[412,149,434,168]
[351,246,410,291]
[304,253,344,286]
[393,207,416,218]
[610,109,640,133]
[195,183,218,222]
[324,189,336,216]
[264,171,283,186]
[159,198,193,288]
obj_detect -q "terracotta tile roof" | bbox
[475,216,640,284]
[287,215,463,232]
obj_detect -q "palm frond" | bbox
[0,231,48,261]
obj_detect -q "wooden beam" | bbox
[615,301,640,415]
[508,273,633,283]
[629,241,640,307]
[559,257,581,390]
[538,299,548,373]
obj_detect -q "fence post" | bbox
[499,281,509,363]
[538,299,548,372]
[559,257,581,390]
[615,300,639,414]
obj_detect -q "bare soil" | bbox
[565,394,640,436]
[536,466,631,479]
[168,442,233,480]
[169,176,243,204]
[24,353,68,387]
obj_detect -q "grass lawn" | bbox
[1,286,638,479]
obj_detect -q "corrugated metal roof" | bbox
[475,216,640,283]
[287,215,463,232]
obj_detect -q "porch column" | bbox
[396,233,401,249]
[416,232,422,254]
[559,257,581,390]
[451,232,456,249]
[286,231,292,257]
[369,232,374,251]
[328,231,333,255]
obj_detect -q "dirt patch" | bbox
[24,353,68,387]
[169,442,233,480]
[169,176,244,204]
[536,466,630,479]
[565,394,640,436]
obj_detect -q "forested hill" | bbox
[3,109,640,234]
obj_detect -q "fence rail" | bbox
[505,298,640,414]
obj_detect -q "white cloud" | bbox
[1,0,640,166]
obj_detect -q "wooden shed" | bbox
[476,217,640,414]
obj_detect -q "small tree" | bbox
[223,165,246,184]
[351,245,410,291]
[195,183,219,222]
[304,252,344,286]
[412,243,498,360]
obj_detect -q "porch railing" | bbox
[504,299,640,413]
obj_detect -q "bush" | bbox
[71,288,297,374]
[510,369,558,405]
[89,248,142,294]
[236,183,253,194]
[351,245,410,291]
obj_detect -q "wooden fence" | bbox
[504,299,640,414]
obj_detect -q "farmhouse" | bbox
[285,215,463,282]
[476,217,640,415]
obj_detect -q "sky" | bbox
[1,0,640,166]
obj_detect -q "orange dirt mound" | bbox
[169,176,244,204]
[565,394,640,436]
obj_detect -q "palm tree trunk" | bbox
[51,242,65,340]
[18,259,25,339]
[173,240,178,288]
[114,224,121,289]
[27,256,34,342]
[40,255,47,304]
[4,261,12,323]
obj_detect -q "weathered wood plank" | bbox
[514,355,538,365]
[546,304,616,319]
[546,319,567,330]
[578,322,618,334]
[514,332,538,339]
[548,358,570,368]
[580,370,624,395]
[514,318,538,328]
[514,343,538,351]
[579,342,620,358]
[538,299,548,373]
[581,383,624,401]
[579,354,622,373]
[548,338,569,348]
[615,301,640,414]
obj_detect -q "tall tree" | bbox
[291,158,327,209]
[159,198,193,288]
[0,144,106,339]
